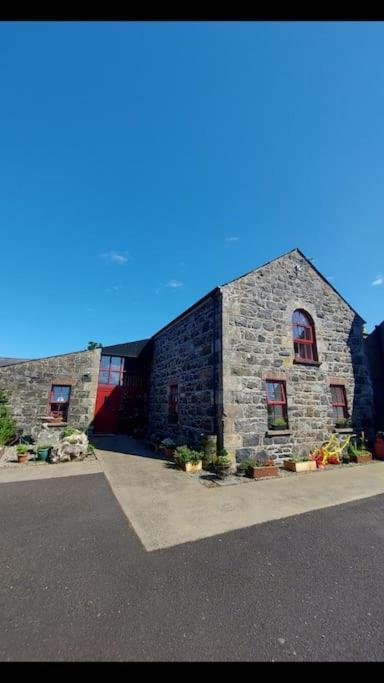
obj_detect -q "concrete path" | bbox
[0,459,102,484]
[93,435,384,552]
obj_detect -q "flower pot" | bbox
[349,452,372,464]
[247,465,279,479]
[37,448,49,461]
[215,465,231,480]
[374,437,384,460]
[284,460,317,473]
[17,453,28,464]
[180,460,202,473]
[165,448,175,458]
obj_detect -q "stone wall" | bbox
[221,249,374,461]
[365,322,384,431]
[0,349,101,436]
[147,292,222,448]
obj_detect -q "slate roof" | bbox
[101,339,150,358]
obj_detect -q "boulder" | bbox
[49,430,89,464]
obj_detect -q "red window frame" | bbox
[168,384,179,425]
[292,309,318,362]
[98,356,125,386]
[49,385,71,422]
[265,380,288,428]
[330,385,348,421]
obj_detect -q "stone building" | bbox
[0,248,375,462]
[365,321,384,431]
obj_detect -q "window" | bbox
[330,385,348,422]
[292,309,318,362]
[98,356,125,385]
[265,380,288,429]
[168,384,179,424]
[50,385,71,422]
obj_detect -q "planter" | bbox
[349,452,372,464]
[179,460,202,473]
[215,465,232,480]
[165,448,175,458]
[37,448,50,461]
[17,453,28,464]
[374,437,384,460]
[247,465,279,479]
[284,460,317,473]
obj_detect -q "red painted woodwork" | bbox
[93,384,123,433]
[292,309,318,361]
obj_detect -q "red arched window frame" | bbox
[292,310,318,362]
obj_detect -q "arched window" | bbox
[292,309,318,362]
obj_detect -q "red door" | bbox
[93,384,122,433]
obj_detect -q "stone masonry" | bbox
[147,292,222,448]
[0,349,101,436]
[221,249,374,461]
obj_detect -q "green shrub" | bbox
[60,427,81,439]
[175,445,202,464]
[16,444,29,454]
[0,391,18,446]
[216,455,231,467]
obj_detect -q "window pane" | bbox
[267,382,283,402]
[101,356,110,369]
[99,370,109,384]
[110,372,121,385]
[52,386,70,402]
[110,356,122,371]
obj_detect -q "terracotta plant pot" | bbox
[247,465,279,479]
[17,453,28,464]
[350,452,372,464]
[374,437,384,460]
[284,460,317,473]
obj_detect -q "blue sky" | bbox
[1,22,383,358]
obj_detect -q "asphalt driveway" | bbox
[1,472,384,661]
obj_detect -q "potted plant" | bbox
[215,450,232,479]
[268,417,288,431]
[174,445,202,473]
[160,438,176,458]
[284,456,317,472]
[37,444,51,461]
[248,458,279,479]
[374,432,384,460]
[16,444,29,464]
[335,417,352,429]
[342,452,350,464]
[347,441,372,464]
[236,460,249,477]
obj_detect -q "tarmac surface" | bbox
[1,471,384,661]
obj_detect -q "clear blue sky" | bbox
[1,22,383,359]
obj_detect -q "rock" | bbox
[49,430,89,464]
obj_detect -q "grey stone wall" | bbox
[147,293,222,448]
[365,322,384,431]
[221,249,374,461]
[0,349,101,436]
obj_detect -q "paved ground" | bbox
[0,458,102,483]
[1,472,384,661]
[93,435,384,551]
